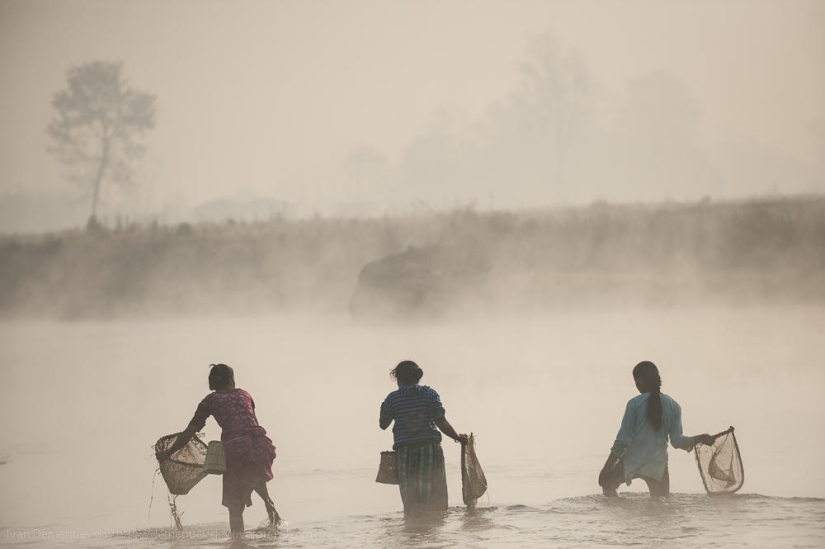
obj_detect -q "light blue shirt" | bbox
[610,392,695,484]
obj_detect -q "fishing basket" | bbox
[203,440,226,475]
[375,450,399,484]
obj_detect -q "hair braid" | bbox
[633,361,663,430]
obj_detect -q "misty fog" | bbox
[1,196,823,320]
[0,2,824,548]
[0,1,823,231]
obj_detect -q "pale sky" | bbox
[0,0,823,224]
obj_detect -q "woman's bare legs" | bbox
[640,467,670,498]
[600,459,670,498]
[228,504,245,537]
[254,484,281,526]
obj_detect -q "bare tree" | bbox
[520,31,591,192]
[47,61,157,224]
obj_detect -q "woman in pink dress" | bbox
[157,363,278,535]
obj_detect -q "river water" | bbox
[1,307,824,548]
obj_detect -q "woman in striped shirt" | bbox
[379,360,467,517]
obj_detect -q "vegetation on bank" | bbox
[1,196,824,319]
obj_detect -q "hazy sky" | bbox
[1,0,823,223]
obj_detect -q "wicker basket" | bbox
[203,440,226,475]
[375,450,399,484]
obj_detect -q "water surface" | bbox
[1,307,823,547]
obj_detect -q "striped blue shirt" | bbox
[380,385,446,450]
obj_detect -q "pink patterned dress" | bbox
[188,388,276,508]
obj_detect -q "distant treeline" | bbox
[1,196,824,319]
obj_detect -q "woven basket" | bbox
[203,440,226,475]
[375,450,399,484]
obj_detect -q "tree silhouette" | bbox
[47,61,157,224]
[520,31,591,192]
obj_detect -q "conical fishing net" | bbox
[694,426,744,495]
[155,433,209,495]
[461,433,487,508]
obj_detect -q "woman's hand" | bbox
[693,433,716,446]
[598,465,612,486]
[599,453,620,486]
[434,417,467,443]
[156,426,197,462]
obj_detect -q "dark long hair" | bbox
[633,361,662,430]
[209,363,235,391]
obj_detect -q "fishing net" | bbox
[461,434,487,508]
[155,433,209,495]
[694,426,744,495]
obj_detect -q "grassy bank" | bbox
[1,196,824,319]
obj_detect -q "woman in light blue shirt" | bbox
[599,361,714,497]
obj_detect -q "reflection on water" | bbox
[0,308,824,548]
[57,495,820,549]
[1,492,824,548]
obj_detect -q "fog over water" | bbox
[1,309,824,547]
[1,2,824,548]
